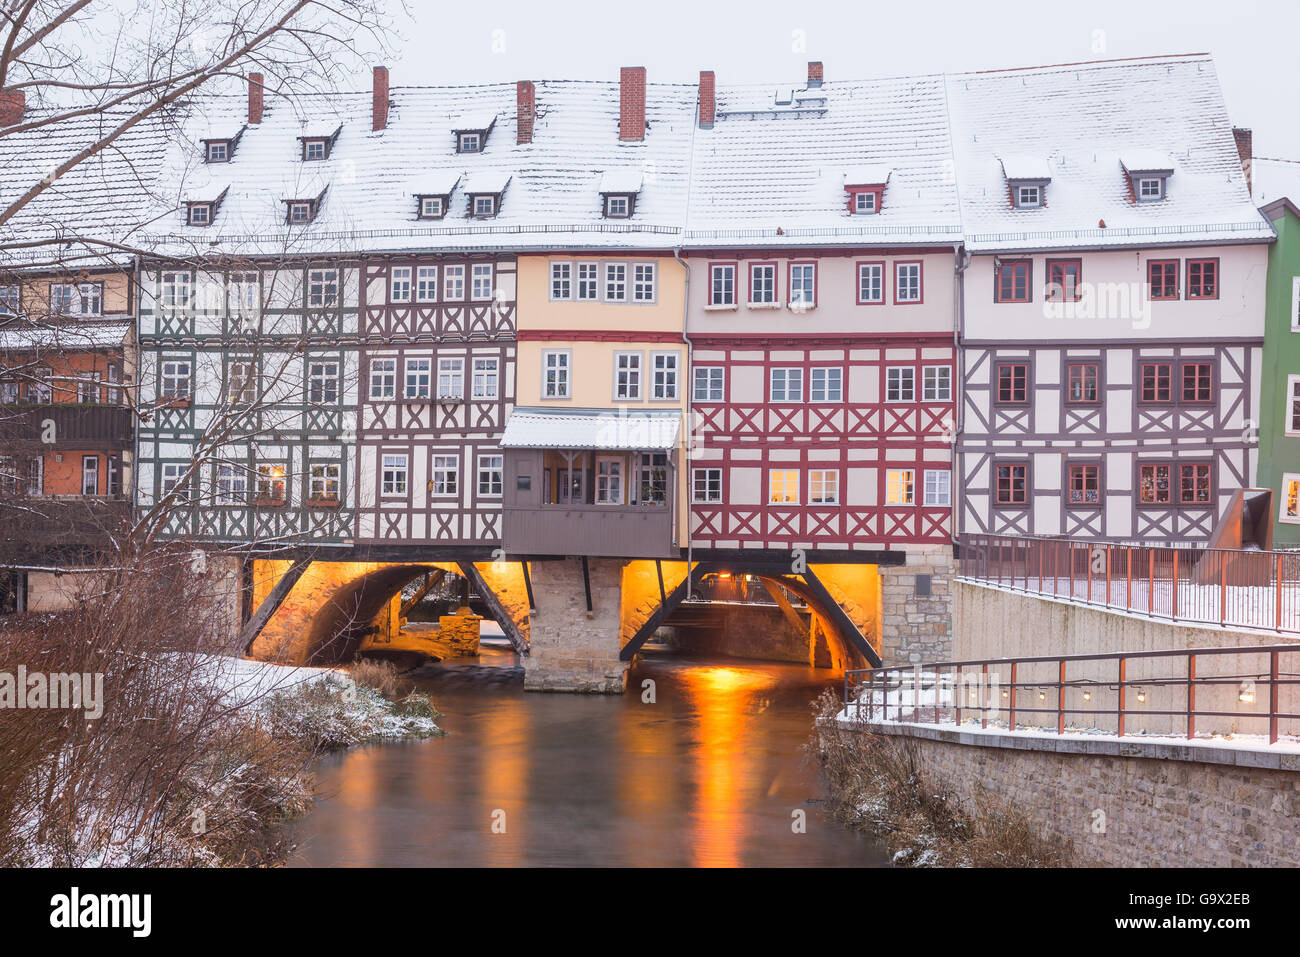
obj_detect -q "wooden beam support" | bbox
[760,577,809,635]
[620,562,707,662]
[239,557,313,655]
[399,568,446,618]
[796,566,883,668]
[457,560,529,655]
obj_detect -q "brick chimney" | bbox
[517,80,535,144]
[1233,127,1253,193]
[247,73,263,125]
[619,66,646,142]
[698,71,715,129]
[807,61,824,89]
[0,88,24,127]
[372,65,390,132]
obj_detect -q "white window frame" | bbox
[161,462,188,501]
[307,269,338,308]
[27,456,43,496]
[369,358,396,400]
[288,201,313,224]
[1015,184,1042,208]
[923,469,951,507]
[405,357,431,399]
[651,352,679,400]
[308,360,340,405]
[309,463,341,500]
[886,468,916,506]
[391,266,412,302]
[852,191,877,214]
[576,262,599,301]
[188,204,211,226]
[228,359,257,404]
[605,195,631,218]
[458,132,481,153]
[768,469,800,505]
[419,196,445,219]
[857,262,884,304]
[437,357,465,399]
[472,357,499,399]
[472,195,496,217]
[886,366,916,402]
[381,454,408,498]
[471,263,494,301]
[896,262,922,303]
[604,262,628,302]
[810,367,843,403]
[1137,177,1163,201]
[304,139,327,161]
[477,454,504,497]
[1287,375,1300,437]
[808,469,840,505]
[229,271,260,318]
[770,367,803,403]
[215,463,247,505]
[81,455,99,496]
[709,263,736,306]
[613,351,642,401]
[749,263,777,305]
[922,365,952,402]
[430,454,459,497]
[160,360,192,399]
[416,266,438,302]
[595,455,624,504]
[693,366,724,402]
[206,141,228,163]
[789,263,816,309]
[443,265,466,301]
[543,349,571,399]
[550,262,572,301]
[692,467,723,504]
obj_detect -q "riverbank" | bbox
[810,691,1069,867]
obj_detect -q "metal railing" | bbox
[844,644,1300,744]
[960,534,1300,635]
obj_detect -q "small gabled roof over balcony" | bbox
[501,407,680,451]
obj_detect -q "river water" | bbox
[286,645,891,867]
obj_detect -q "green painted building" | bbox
[1259,198,1300,546]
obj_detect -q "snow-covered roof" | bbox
[843,165,893,187]
[947,54,1272,252]
[463,170,511,195]
[999,154,1053,181]
[451,110,498,132]
[684,72,962,247]
[1119,150,1175,173]
[411,172,462,196]
[599,169,644,193]
[0,320,131,352]
[501,407,681,451]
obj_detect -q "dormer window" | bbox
[1000,155,1051,210]
[452,113,497,154]
[462,172,509,219]
[418,196,446,219]
[188,203,212,226]
[201,127,245,164]
[598,170,643,219]
[604,194,632,218]
[472,195,497,218]
[288,201,314,224]
[1120,153,1174,204]
[842,167,891,215]
[298,125,341,162]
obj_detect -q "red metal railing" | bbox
[959,534,1300,635]
[844,644,1300,744]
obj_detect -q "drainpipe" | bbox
[952,244,971,558]
[675,244,694,599]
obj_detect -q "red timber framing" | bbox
[688,334,956,550]
[353,254,516,546]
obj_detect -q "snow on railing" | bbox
[844,644,1300,744]
[959,534,1300,636]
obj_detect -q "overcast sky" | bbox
[378,0,1300,196]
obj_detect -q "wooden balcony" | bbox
[0,404,133,450]
[0,495,132,562]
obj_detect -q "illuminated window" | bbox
[381,455,407,497]
[885,469,915,506]
[809,469,839,505]
[768,469,799,504]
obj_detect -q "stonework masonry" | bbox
[524,557,629,693]
[867,724,1300,866]
[879,547,955,665]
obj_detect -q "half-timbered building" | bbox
[947,55,1272,545]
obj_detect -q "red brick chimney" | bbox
[247,73,263,125]
[698,71,715,129]
[1233,127,1253,193]
[517,80,535,144]
[0,88,24,127]
[807,61,824,88]
[619,66,646,142]
[372,66,390,132]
